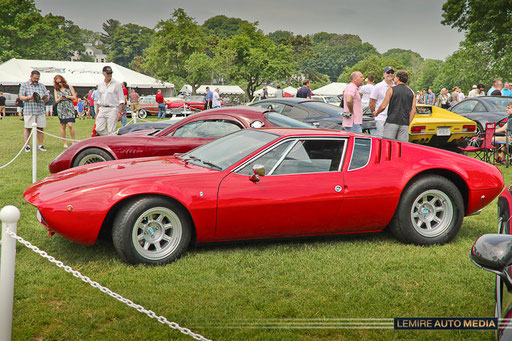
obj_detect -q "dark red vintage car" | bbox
[26,128,503,265]
[48,106,311,174]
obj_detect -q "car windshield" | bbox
[323,96,339,104]
[484,97,512,111]
[300,101,343,117]
[180,130,278,170]
[264,112,314,128]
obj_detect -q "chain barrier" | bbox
[0,130,34,170]
[4,229,211,341]
[36,129,81,142]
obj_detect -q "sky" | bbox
[35,0,465,61]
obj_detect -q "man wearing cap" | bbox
[19,70,50,151]
[375,70,416,142]
[370,66,395,137]
[468,85,479,97]
[275,85,284,98]
[95,66,124,136]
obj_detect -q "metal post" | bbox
[32,122,37,183]
[0,205,21,341]
[133,109,137,124]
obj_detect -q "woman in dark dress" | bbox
[54,75,77,148]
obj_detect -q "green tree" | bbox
[184,52,215,94]
[0,1,84,62]
[219,23,296,99]
[442,0,512,57]
[108,23,153,67]
[304,34,377,81]
[338,55,406,84]
[202,15,249,38]
[99,18,121,52]
[143,9,206,83]
[415,59,443,91]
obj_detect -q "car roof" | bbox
[189,106,270,119]
[256,98,322,104]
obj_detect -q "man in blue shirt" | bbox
[205,87,213,109]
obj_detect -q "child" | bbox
[77,99,85,120]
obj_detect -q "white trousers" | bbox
[96,106,118,136]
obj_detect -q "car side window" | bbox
[451,100,477,113]
[473,102,486,112]
[348,138,372,171]
[235,141,294,176]
[285,106,309,120]
[172,120,242,138]
[273,139,345,175]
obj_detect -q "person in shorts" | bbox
[0,92,6,119]
[19,70,49,152]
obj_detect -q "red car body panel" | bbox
[26,128,504,248]
[49,107,277,174]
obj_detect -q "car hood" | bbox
[26,156,214,203]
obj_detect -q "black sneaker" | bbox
[25,145,31,152]
[38,145,47,152]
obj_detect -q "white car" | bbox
[311,95,341,107]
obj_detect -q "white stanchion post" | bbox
[0,205,21,341]
[32,123,37,183]
[133,110,137,124]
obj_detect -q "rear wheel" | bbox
[389,175,464,245]
[112,197,192,265]
[72,148,113,167]
[138,109,148,119]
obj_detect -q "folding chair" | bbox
[492,118,512,168]
[459,122,497,162]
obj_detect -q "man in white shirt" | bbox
[370,66,395,137]
[359,75,375,109]
[212,88,222,108]
[467,85,478,97]
[95,66,125,136]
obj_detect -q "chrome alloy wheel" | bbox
[410,189,453,238]
[78,154,108,165]
[132,207,183,261]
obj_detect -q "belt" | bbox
[99,105,116,107]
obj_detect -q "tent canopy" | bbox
[312,82,348,96]
[0,58,174,89]
[254,86,278,96]
[283,86,297,96]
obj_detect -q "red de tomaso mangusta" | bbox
[24,128,504,265]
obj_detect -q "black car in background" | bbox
[249,98,376,133]
[450,96,512,132]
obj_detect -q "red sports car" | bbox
[48,106,311,174]
[25,128,504,265]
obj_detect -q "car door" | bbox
[145,117,245,157]
[216,137,347,239]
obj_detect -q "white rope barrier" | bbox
[36,129,82,142]
[0,206,211,340]
[0,130,34,170]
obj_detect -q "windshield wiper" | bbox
[181,154,200,164]
[201,160,222,170]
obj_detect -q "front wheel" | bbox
[138,109,148,119]
[112,197,192,265]
[72,148,114,167]
[389,175,464,245]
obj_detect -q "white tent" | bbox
[283,86,297,96]
[196,85,245,95]
[254,86,278,96]
[312,82,348,96]
[0,58,174,96]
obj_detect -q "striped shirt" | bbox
[19,81,49,115]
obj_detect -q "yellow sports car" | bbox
[409,105,477,146]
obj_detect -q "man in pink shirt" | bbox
[343,71,364,133]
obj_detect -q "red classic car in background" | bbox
[48,106,312,173]
[26,128,503,265]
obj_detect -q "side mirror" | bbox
[312,122,320,127]
[470,234,512,290]
[249,164,265,182]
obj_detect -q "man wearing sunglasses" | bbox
[370,66,395,137]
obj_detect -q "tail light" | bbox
[463,125,476,132]
[410,126,426,134]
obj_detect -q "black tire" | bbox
[112,197,192,265]
[138,109,147,119]
[72,148,114,167]
[389,175,464,245]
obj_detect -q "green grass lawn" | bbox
[0,115,507,340]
